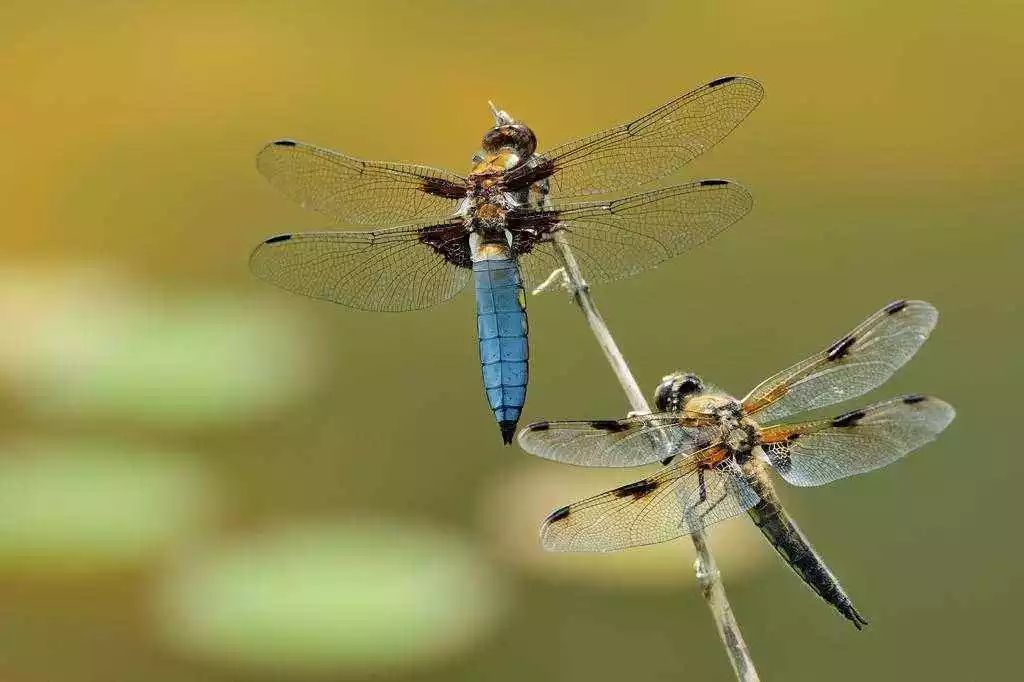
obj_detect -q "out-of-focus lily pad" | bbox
[481,460,769,588]
[0,266,320,424]
[157,520,504,674]
[0,441,217,571]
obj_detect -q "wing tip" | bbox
[694,178,754,207]
[263,233,293,244]
[885,298,938,319]
[248,235,293,275]
[540,506,572,552]
[546,505,571,524]
[900,394,956,425]
[516,421,549,453]
[256,139,300,174]
[707,75,738,87]
[706,75,765,99]
[257,139,299,159]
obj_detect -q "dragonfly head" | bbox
[654,372,705,413]
[481,123,537,160]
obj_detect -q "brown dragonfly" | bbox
[518,299,954,628]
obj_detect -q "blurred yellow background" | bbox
[1,1,1021,680]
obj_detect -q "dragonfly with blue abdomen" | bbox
[519,300,954,628]
[250,76,763,443]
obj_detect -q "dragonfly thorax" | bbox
[656,374,758,456]
[470,151,521,180]
[466,195,515,247]
[682,395,757,460]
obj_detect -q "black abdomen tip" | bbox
[848,606,869,630]
[499,420,517,445]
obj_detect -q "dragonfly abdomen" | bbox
[473,246,528,444]
[747,494,869,629]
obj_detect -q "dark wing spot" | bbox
[825,335,856,361]
[272,139,297,147]
[700,179,729,186]
[831,410,866,428]
[786,433,801,442]
[504,158,556,191]
[528,421,550,432]
[506,210,560,257]
[421,176,468,199]
[902,394,927,405]
[884,299,909,315]
[418,220,472,268]
[611,479,659,500]
[707,76,738,87]
[589,419,627,432]
[546,505,571,523]
[264,234,292,244]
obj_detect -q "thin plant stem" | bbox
[550,231,760,681]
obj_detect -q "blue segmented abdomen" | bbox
[474,255,528,444]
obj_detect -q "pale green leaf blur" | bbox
[157,521,503,674]
[0,1,1020,681]
[0,442,216,570]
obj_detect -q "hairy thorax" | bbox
[686,393,761,460]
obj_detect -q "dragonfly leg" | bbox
[684,468,730,529]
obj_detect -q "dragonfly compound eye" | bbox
[654,372,705,412]
[481,124,537,158]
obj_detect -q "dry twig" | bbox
[545,231,760,681]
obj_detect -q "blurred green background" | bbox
[1,1,1020,680]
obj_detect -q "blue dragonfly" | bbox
[250,76,763,443]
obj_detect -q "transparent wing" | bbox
[506,76,763,198]
[517,413,720,468]
[742,300,938,424]
[257,140,467,226]
[759,395,955,487]
[541,448,761,552]
[249,221,472,312]
[512,180,752,288]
